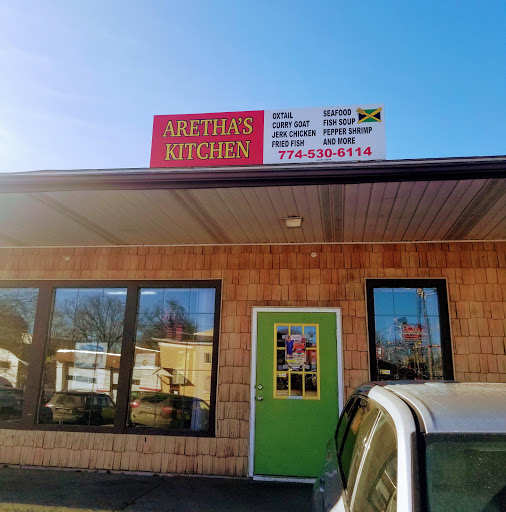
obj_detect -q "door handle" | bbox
[256,396,264,401]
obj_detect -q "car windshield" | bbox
[424,434,506,512]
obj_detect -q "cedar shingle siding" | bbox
[0,241,504,476]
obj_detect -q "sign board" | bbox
[402,324,427,343]
[150,104,385,168]
[75,342,107,369]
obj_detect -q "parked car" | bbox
[44,391,115,425]
[313,382,506,512]
[129,392,209,431]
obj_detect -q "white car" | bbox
[312,382,506,512]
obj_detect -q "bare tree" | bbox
[51,295,126,352]
[137,299,196,348]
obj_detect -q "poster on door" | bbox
[286,334,306,369]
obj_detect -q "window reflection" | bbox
[0,288,38,424]
[373,288,443,380]
[39,288,127,425]
[350,411,397,512]
[128,288,215,432]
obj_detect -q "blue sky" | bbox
[0,0,504,172]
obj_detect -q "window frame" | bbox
[365,278,453,382]
[0,279,221,437]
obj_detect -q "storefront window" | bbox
[128,287,215,431]
[0,288,38,424]
[366,280,453,381]
[0,279,220,435]
[39,288,127,425]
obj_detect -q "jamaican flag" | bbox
[356,107,382,123]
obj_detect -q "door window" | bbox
[366,279,453,381]
[274,324,319,399]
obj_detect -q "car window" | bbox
[61,395,77,406]
[144,394,168,404]
[349,410,397,512]
[424,434,506,512]
[90,396,110,407]
[339,398,379,491]
[335,397,356,452]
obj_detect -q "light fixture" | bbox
[284,216,302,228]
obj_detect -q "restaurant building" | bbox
[0,108,504,479]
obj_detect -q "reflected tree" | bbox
[0,289,38,351]
[0,289,38,336]
[51,295,125,353]
[0,289,38,387]
[137,300,196,349]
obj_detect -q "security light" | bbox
[284,216,302,228]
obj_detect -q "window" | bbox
[366,280,453,381]
[274,324,320,399]
[339,398,380,492]
[336,396,398,512]
[0,287,39,424]
[350,410,397,512]
[128,287,215,432]
[335,396,359,485]
[423,434,506,512]
[40,287,127,426]
[335,397,357,453]
[0,280,220,436]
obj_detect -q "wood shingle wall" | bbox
[0,241,504,476]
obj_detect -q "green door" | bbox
[253,309,341,478]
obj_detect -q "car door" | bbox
[315,397,357,511]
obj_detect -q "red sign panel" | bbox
[150,111,264,168]
[402,324,427,342]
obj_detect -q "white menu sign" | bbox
[263,103,385,164]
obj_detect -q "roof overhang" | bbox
[0,156,504,247]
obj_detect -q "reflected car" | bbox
[129,392,209,431]
[0,386,54,423]
[44,391,115,425]
[313,382,506,512]
[0,386,24,421]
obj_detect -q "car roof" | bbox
[382,382,506,434]
[53,391,109,396]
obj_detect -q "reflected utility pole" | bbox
[417,288,434,380]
